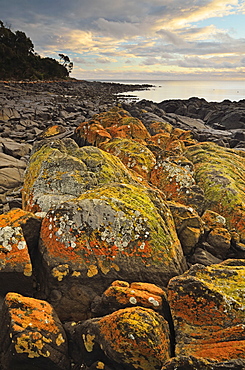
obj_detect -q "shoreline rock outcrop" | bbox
[1,80,245,369]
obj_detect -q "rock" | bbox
[201,209,227,229]
[91,280,167,316]
[0,107,20,121]
[168,261,245,362]
[206,228,231,258]
[37,183,186,321]
[100,138,156,180]
[162,356,245,370]
[22,138,138,213]
[0,152,26,193]
[71,306,171,370]
[167,201,204,255]
[0,214,33,298]
[0,137,32,159]
[188,247,223,266]
[150,157,196,205]
[0,292,70,370]
[75,107,151,147]
[36,125,73,141]
[186,142,245,239]
[220,112,245,130]
[0,208,41,260]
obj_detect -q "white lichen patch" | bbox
[129,297,137,304]
[0,226,27,252]
[148,297,160,307]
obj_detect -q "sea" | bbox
[98,79,245,103]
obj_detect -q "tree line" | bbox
[0,21,73,80]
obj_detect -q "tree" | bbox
[58,53,73,74]
[0,20,70,80]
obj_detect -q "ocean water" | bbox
[100,79,245,103]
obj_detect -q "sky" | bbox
[1,0,245,80]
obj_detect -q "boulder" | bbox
[0,208,41,260]
[0,137,31,159]
[75,107,151,146]
[162,356,245,370]
[71,306,171,370]
[0,292,70,370]
[0,213,33,298]
[22,138,138,213]
[100,138,156,180]
[168,261,245,362]
[150,157,196,205]
[167,201,204,255]
[91,280,167,316]
[186,142,245,239]
[0,152,26,194]
[37,183,186,321]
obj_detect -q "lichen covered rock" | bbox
[0,292,70,370]
[22,138,138,213]
[0,212,33,297]
[0,208,41,259]
[100,138,156,180]
[186,142,245,239]
[75,107,151,146]
[168,260,245,362]
[75,306,171,370]
[38,183,186,321]
[167,201,204,255]
[162,356,245,370]
[92,280,166,316]
[150,157,196,206]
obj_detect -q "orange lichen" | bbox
[168,263,245,362]
[0,225,32,273]
[0,208,40,228]
[98,306,171,370]
[103,282,163,310]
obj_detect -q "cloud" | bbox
[157,29,186,46]
[140,57,161,66]
[93,18,140,38]
[1,0,245,79]
[95,57,117,64]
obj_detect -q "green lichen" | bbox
[188,263,245,306]
[186,142,245,237]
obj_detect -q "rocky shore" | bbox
[1,80,245,370]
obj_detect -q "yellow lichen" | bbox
[24,262,32,277]
[72,271,81,277]
[83,334,96,352]
[52,264,69,281]
[96,362,105,369]
[56,333,65,346]
[87,264,98,277]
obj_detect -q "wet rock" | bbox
[71,306,171,370]
[168,261,245,362]
[37,183,186,321]
[0,292,70,370]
